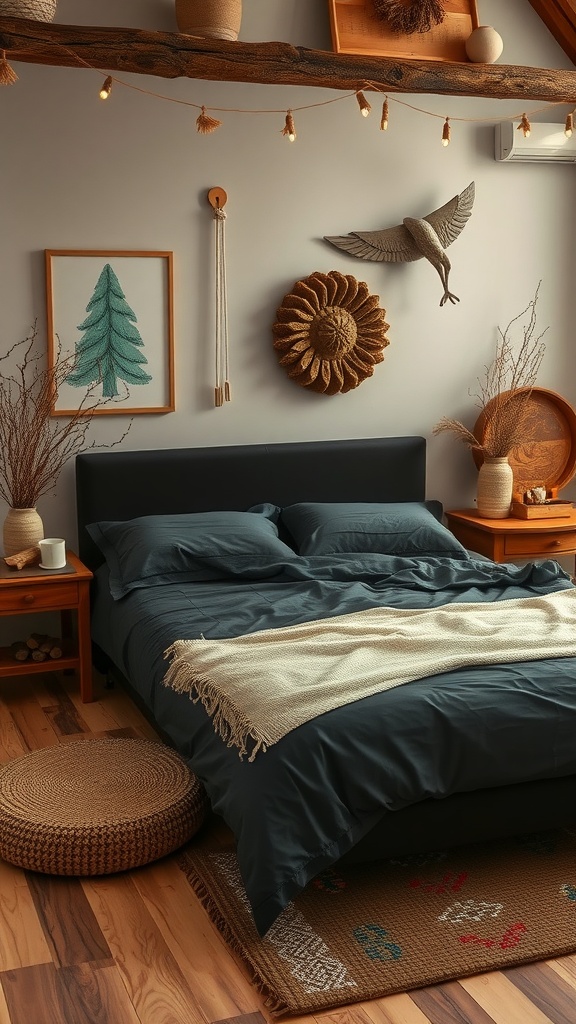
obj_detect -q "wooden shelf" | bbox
[0,15,575,103]
[0,641,77,677]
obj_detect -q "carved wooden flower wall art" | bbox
[272,271,390,395]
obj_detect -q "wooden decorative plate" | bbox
[328,0,479,62]
[472,388,576,499]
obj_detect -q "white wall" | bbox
[1,0,575,551]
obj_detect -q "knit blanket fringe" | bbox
[163,588,576,761]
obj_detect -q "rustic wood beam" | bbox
[1,16,576,103]
[527,0,576,67]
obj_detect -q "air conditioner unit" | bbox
[495,121,576,163]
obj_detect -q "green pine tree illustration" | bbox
[65,263,152,398]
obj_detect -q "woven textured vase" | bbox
[0,0,57,20]
[476,457,513,519]
[175,0,242,40]
[2,507,44,557]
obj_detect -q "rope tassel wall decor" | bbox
[207,186,231,407]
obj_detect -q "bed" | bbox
[75,435,576,936]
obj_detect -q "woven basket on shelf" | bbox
[175,0,242,40]
[0,737,210,875]
[0,0,57,21]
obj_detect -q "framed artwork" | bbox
[45,249,175,415]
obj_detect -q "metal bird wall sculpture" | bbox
[324,181,475,307]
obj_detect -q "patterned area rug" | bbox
[179,825,576,1018]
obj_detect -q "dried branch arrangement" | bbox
[433,284,547,458]
[371,0,446,35]
[0,324,131,509]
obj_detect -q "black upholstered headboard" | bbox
[75,436,427,571]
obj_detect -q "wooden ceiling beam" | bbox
[527,0,576,67]
[1,16,576,103]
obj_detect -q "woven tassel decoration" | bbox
[565,112,574,138]
[196,106,222,134]
[441,117,451,146]
[281,110,296,141]
[0,50,18,86]
[356,91,371,117]
[518,113,531,137]
[380,97,389,131]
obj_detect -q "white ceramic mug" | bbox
[38,537,67,570]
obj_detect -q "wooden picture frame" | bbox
[45,249,175,415]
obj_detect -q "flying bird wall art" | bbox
[324,181,475,307]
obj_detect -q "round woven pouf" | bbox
[0,737,210,875]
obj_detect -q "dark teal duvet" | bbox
[90,553,576,934]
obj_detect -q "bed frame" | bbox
[75,435,576,860]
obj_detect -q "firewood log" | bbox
[31,649,48,662]
[10,641,29,662]
[26,632,50,650]
[39,637,63,659]
[3,546,41,570]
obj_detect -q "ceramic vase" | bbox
[0,0,57,21]
[476,457,513,519]
[465,25,504,63]
[175,0,242,40]
[3,507,44,557]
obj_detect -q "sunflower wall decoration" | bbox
[272,271,390,396]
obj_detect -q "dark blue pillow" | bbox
[280,501,469,559]
[87,504,295,599]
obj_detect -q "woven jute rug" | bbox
[180,825,576,1017]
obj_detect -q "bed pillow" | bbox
[280,501,469,559]
[86,504,295,599]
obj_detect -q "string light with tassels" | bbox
[1,47,574,153]
[0,50,17,86]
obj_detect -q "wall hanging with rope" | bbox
[207,186,230,407]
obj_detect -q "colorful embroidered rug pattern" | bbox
[179,825,576,1017]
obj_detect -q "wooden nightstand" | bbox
[445,508,576,576]
[0,551,94,702]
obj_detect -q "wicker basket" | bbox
[0,0,57,21]
[175,0,242,40]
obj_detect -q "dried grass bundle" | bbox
[371,0,445,35]
[433,284,547,458]
[0,324,131,509]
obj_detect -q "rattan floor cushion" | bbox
[0,737,210,875]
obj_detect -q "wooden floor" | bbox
[0,670,575,1024]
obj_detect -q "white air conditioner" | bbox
[495,121,576,163]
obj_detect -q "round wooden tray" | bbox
[472,387,576,498]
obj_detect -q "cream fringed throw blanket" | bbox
[163,589,576,761]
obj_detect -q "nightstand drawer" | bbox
[504,532,576,557]
[0,581,79,613]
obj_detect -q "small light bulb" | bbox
[99,75,112,100]
[288,132,295,142]
[361,107,369,117]
[441,138,450,147]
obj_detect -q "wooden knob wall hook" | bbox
[207,186,227,210]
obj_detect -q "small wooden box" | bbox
[510,501,574,520]
[328,0,479,62]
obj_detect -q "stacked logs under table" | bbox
[0,551,94,702]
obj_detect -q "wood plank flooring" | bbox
[0,669,575,1024]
